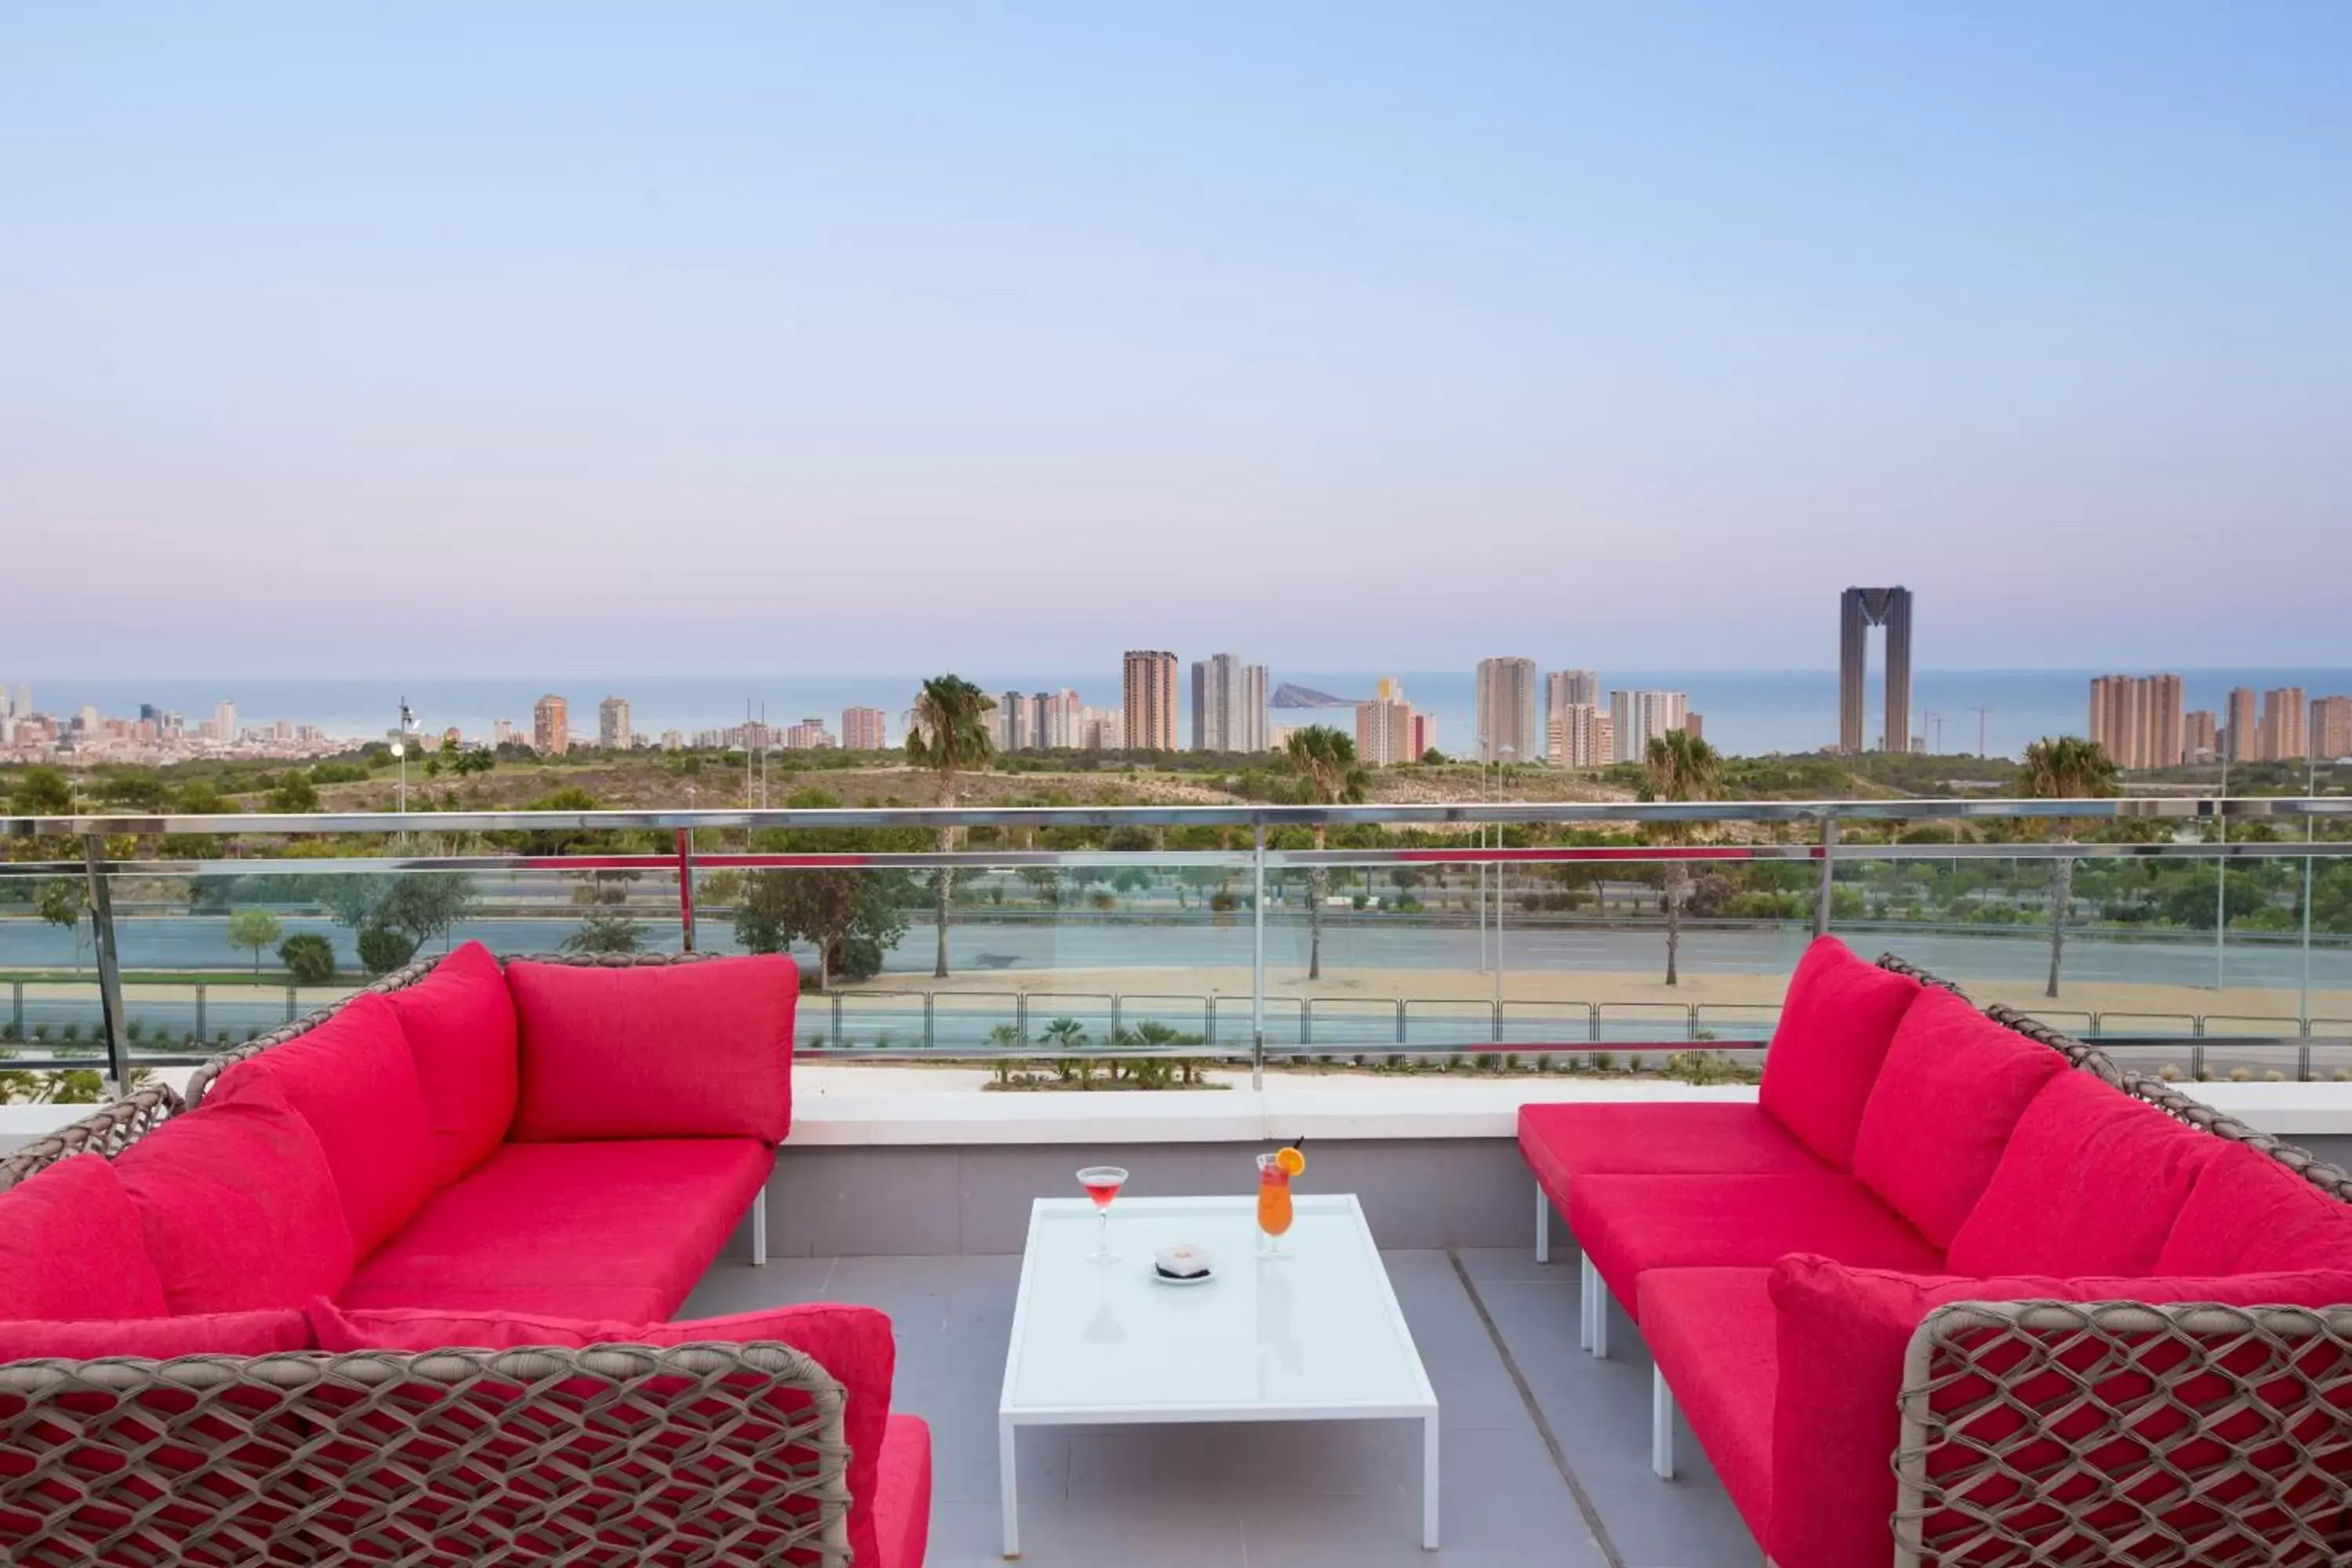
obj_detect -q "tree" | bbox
[35,879,86,971]
[2017,735,2118,998]
[268,770,320,812]
[226,909,285,977]
[372,873,479,953]
[357,924,419,975]
[562,909,646,955]
[278,932,338,985]
[904,675,996,978]
[1284,726,1368,981]
[734,869,911,987]
[11,767,74,815]
[1639,729,1725,987]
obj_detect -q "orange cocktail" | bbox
[1256,1149,1301,1255]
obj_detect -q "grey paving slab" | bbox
[676,1238,1764,1568]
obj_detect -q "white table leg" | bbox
[1534,1182,1550,1264]
[1421,1412,1441,1550]
[750,1187,768,1268]
[1000,1415,1020,1558]
[1651,1366,1676,1479]
[1577,1247,1592,1351]
[1584,1254,1610,1359]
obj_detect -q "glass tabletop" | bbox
[1000,1195,1436,1417]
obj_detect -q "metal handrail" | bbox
[4,794,2350,838]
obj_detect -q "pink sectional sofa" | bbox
[0,943,930,1568]
[1522,936,2352,1568]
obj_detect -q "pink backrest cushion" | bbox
[1757,937,1923,1169]
[383,940,521,1186]
[307,1297,891,1568]
[112,1076,356,1314]
[1849,989,2067,1248]
[0,1308,313,1361]
[1947,1069,2234,1278]
[2158,1142,2352,1273]
[1767,1252,2352,1568]
[506,955,797,1144]
[0,1154,169,1321]
[210,992,437,1255]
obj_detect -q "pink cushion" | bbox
[1948,1070,2234,1278]
[1757,937,1924,1169]
[0,1308,312,1361]
[383,940,521,1186]
[337,1137,771,1322]
[506,956,797,1144]
[211,992,437,1255]
[1635,1268,1776,1536]
[112,1077,354,1313]
[1849,989,2067,1248]
[1766,1253,2352,1568]
[1519,1102,1822,1206]
[877,1414,934,1568]
[1568,1172,1942,1315]
[0,1154,168,1320]
[2158,1142,2352,1273]
[307,1298,898,1568]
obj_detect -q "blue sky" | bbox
[5,5,2346,676]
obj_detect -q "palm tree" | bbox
[2018,735,2118,998]
[1639,729,1724,987]
[906,676,996,978]
[1285,726,1368,981]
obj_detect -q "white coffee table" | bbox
[996,1192,1439,1558]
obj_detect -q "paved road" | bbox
[2,911,2342,991]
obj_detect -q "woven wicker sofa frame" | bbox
[1884,961,2352,1567]
[0,950,860,1567]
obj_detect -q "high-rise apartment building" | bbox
[1354,691,1414,767]
[1685,713,1704,742]
[783,718,833,750]
[2312,697,2352,762]
[1475,657,1539,762]
[2087,674,2184,770]
[1188,655,1269,752]
[1838,587,1913,753]
[533,695,568,755]
[1544,670,1599,760]
[2226,688,2259,763]
[1122,651,1179,752]
[842,707,888,751]
[2183,710,2219,765]
[1554,703,1611,767]
[492,719,514,746]
[1607,689,1691,762]
[212,700,238,744]
[597,696,631,750]
[995,691,1037,751]
[2260,688,2308,764]
[1080,707,1123,750]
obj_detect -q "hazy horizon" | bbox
[6,6,2347,671]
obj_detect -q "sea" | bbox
[16,669,2352,761]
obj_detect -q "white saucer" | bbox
[1150,1267,1216,1287]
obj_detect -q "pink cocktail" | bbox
[1076,1166,1128,1262]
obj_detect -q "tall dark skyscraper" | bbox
[1838,587,1913,753]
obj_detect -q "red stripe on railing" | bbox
[1385,846,1820,863]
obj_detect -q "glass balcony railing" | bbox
[4,797,2347,1089]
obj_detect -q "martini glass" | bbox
[1077,1166,1128,1263]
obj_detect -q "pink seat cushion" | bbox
[1519,1102,1823,1207]
[210,992,437,1255]
[2158,1142,2352,1273]
[307,1298,900,1568]
[1766,1253,2352,1568]
[112,1077,355,1314]
[383,941,521,1186]
[337,1138,772,1322]
[1757,937,1924,1170]
[506,956,797,1145]
[0,1308,313,1361]
[1568,1172,1942,1313]
[0,1154,168,1321]
[1849,989,2067,1248]
[1635,1268,1777,1537]
[877,1414,934,1568]
[1948,1069,2234,1278]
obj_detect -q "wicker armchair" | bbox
[0,947,866,1567]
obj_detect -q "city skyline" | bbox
[8,10,2347,672]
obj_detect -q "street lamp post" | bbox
[392,742,406,812]
[1493,745,1515,1014]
